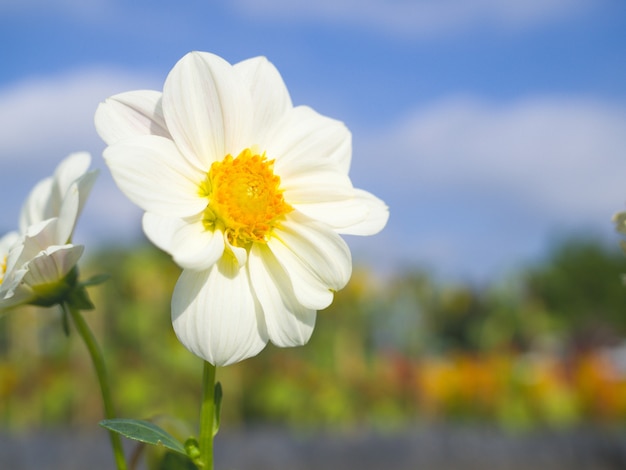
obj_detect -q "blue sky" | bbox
[1,0,626,282]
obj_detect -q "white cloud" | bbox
[230,0,595,38]
[0,67,163,157]
[0,67,161,244]
[363,96,626,220]
[351,96,626,278]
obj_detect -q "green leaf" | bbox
[100,419,187,456]
[80,273,111,287]
[213,382,223,437]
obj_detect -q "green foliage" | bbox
[2,237,626,433]
[525,238,626,345]
[100,419,188,456]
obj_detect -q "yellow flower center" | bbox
[200,148,292,247]
[0,255,6,285]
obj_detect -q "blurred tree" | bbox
[524,238,626,349]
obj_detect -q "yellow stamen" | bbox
[0,255,6,285]
[200,148,292,247]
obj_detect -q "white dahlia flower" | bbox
[95,51,388,366]
[0,153,97,309]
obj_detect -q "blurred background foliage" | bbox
[2,237,626,434]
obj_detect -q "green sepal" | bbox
[29,266,79,308]
[29,267,101,311]
[67,285,95,310]
[100,418,187,456]
[213,381,223,437]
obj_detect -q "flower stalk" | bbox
[198,361,217,469]
[65,302,127,470]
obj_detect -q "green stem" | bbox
[65,303,128,470]
[199,361,217,469]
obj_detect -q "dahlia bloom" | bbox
[0,153,97,309]
[95,51,388,366]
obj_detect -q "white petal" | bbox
[291,187,388,235]
[264,106,351,178]
[163,51,252,169]
[142,213,225,271]
[282,168,354,203]
[0,232,24,296]
[234,56,292,141]
[104,135,207,217]
[293,197,369,229]
[224,235,247,268]
[95,90,170,145]
[19,152,97,243]
[71,169,98,227]
[141,212,182,252]
[53,152,92,198]
[171,259,268,366]
[249,244,316,347]
[19,178,53,232]
[5,220,62,286]
[268,212,351,309]
[0,271,32,309]
[56,170,98,243]
[0,232,19,256]
[48,152,92,224]
[336,189,389,236]
[3,239,25,281]
[23,245,84,287]
[14,219,60,269]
